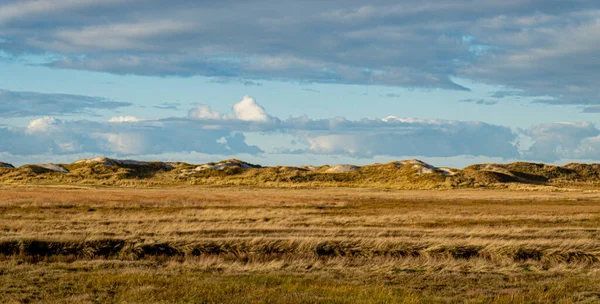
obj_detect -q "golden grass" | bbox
[1,187,600,302]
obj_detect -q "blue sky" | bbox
[1,0,600,167]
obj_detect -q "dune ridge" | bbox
[2,157,600,189]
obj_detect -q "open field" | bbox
[1,186,600,303]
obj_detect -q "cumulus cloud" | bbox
[26,117,61,134]
[232,95,270,122]
[304,117,519,158]
[6,94,600,163]
[0,89,131,117]
[188,105,222,120]
[522,122,600,162]
[0,95,523,160]
[1,115,262,156]
[93,132,147,155]
[188,96,272,122]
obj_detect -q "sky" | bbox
[2,0,600,168]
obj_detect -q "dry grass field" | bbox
[1,186,600,303]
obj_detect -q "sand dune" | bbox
[3,157,600,189]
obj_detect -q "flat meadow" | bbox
[1,186,600,303]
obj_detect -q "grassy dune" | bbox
[1,187,600,303]
[6,157,600,190]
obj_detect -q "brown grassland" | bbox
[1,186,600,303]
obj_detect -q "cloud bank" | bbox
[522,122,600,162]
[2,94,600,164]
[2,94,591,164]
[1,1,600,104]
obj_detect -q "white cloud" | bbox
[232,95,270,122]
[94,132,147,154]
[303,119,518,158]
[108,116,145,123]
[188,105,222,120]
[523,122,600,162]
[26,117,60,134]
[382,116,445,124]
[14,96,600,164]
[0,96,523,160]
[308,134,361,155]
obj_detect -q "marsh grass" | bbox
[1,187,600,302]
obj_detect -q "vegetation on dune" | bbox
[5,157,600,189]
